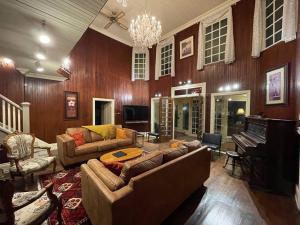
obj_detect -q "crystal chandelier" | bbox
[117,0,128,7]
[129,12,162,49]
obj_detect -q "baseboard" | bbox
[295,185,300,211]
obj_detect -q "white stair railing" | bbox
[0,94,30,133]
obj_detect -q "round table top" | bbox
[100,148,143,163]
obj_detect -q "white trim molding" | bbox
[210,90,251,134]
[90,24,133,47]
[25,73,67,82]
[151,97,160,133]
[92,98,115,125]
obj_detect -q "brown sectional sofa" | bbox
[56,125,137,166]
[81,145,210,225]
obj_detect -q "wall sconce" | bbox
[218,83,239,92]
[154,93,162,97]
[179,80,192,86]
[0,57,15,68]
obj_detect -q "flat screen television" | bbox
[123,105,149,123]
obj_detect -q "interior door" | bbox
[159,97,173,142]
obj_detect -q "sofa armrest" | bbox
[56,134,76,159]
[123,128,137,145]
[81,164,134,225]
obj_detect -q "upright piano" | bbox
[232,116,298,195]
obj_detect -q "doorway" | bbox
[210,90,250,151]
[92,98,115,125]
[151,97,160,133]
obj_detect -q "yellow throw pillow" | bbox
[116,128,127,139]
[82,125,114,140]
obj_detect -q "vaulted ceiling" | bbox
[90,0,227,46]
[0,0,107,80]
[0,0,232,80]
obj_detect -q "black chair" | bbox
[201,133,222,156]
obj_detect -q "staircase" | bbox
[0,93,30,134]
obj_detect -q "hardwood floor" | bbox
[164,154,300,225]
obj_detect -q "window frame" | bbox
[133,53,146,80]
[204,18,228,66]
[160,42,173,77]
[132,48,149,81]
[263,0,284,50]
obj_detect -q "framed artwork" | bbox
[265,65,288,105]
[180,36,194,59]
[64,91,79,119]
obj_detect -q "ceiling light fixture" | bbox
[35,61,44,72]
[129,0,162,49]
[35,52,46,60]
[1,57,14,67]
[39,34,50,44]
[117,0,128,7]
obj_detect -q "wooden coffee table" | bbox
[100,148,143,163]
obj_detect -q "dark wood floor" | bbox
[164,154,300,225]
[13,149,300,225]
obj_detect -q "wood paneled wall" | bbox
[25,29,149,143]
[149,0,297,131]
[0,68,24,104]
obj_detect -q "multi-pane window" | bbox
[265,0,283,48]
[161,43,172,76]
[133,53,146,80]
[204,18,227,65]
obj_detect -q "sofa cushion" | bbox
[183,140,202,152]
[115,138,133,147]
[66,128,91,143]
[169,139,184,148]
[120,151,163,183]
[116,128,127,139]
[87,159,125,191]
[97,140,118,152]
[161,146,188,163]
[75,142,99,156]
[69,132,86,147]
[90,131,104,142]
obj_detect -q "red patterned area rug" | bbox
[39,167,91,225]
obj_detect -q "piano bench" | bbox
[223,151,243,176]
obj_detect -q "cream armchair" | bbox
[3,132,56,180]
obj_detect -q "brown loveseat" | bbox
[81,145,210,225]
[56,125,136,166]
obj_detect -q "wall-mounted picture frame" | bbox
[64,91,79,119]
[265,64,288,105]
[180,36,194,59]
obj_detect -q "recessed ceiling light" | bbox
[36,67,44,72]
[35,53,46,60]
[39,34,50,44]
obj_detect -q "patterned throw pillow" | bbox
[170,140,183,148]
[103,161,124,176]
[183,140,201,152]
[116,128,127,139]
[69,132,85,147]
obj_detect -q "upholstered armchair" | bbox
[0,179,62,225]
[3,132,56,179]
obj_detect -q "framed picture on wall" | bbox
[180,36,194,59]
[265,64,288,105]
[64,91,79,119]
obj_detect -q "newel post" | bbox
[21,102,30,133]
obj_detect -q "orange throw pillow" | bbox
[170,141,183,148]
[103,161,124,176]
[70,132,86,147]
[116,128,127,139]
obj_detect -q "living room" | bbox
[0,0,300,224]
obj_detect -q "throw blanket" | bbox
[82,125,114,139]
